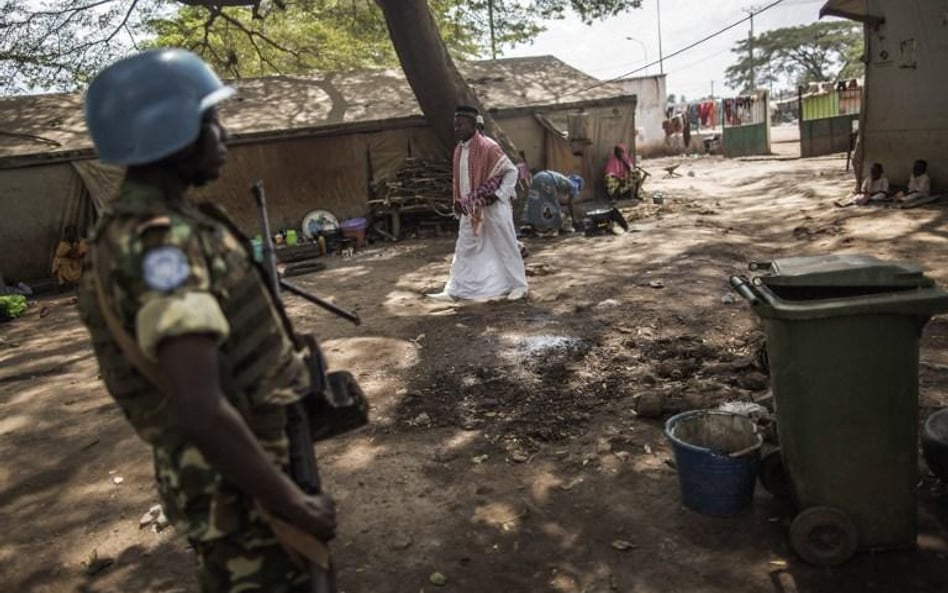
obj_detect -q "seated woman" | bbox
[892,159,931,206]
[604,144,640,202]
[51,225,87,289]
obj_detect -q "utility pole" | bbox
[747,6,756,91]
[488,0,497,60]
[657,0,665,75]
[711,80,715,99]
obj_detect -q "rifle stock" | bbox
[251,180,337,593]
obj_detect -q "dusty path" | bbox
[2,152,948,593]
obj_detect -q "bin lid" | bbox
[756,255,932,289]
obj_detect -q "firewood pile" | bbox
[370,158,454,217]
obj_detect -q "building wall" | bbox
[861,0,948,187]
[191,125,445,233]
[494,114,545,169]
[614,75,666,157]
[2,102,635,283]
[0,163,83,283]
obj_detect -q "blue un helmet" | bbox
[85,48,235,166]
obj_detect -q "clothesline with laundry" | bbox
[670,95,767,132]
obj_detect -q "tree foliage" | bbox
[0,0,166,93]
[145,1,482,78]
[1,0,643,94]
[725,21,863,93]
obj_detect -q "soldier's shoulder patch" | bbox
[142,246,190,292]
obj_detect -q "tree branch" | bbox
[213,9,300,57]
[0,130,63,147]
[105,0,141,44]
[1,0,116,27]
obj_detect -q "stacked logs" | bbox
[371,158,454,217]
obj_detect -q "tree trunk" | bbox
[374,0,520,161]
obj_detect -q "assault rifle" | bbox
[251,183,360,326]
[251,180,367,593]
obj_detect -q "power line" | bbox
[666,44,735,75]
[548,0,788,102]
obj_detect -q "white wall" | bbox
[862,0,948,187]
[614,75,667,158]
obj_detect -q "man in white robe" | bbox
[428,106,528,302]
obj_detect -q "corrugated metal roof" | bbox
[0,55,630,161]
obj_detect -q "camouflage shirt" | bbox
[78,179,311,543]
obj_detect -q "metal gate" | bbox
[799,82,861,158]
[722,90,771,158]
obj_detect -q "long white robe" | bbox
[444,139,528,300]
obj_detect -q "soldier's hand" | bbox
[287,493,337,541]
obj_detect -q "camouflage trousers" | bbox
[192,520,310,593]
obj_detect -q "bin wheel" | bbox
[789,506,859,567]
[759,447,791,500]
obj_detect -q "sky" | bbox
[504,0,835,100]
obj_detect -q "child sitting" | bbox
[853,162,890,205]
[836,162,890,207]
[892,159,931,206]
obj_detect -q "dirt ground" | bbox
[3,135,948,593]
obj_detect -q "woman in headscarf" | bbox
[603,144,638,202]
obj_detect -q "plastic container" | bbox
[286,229,298,246]
[665,410,762,517]
[340,217,368,249]
[251,236,263,262]
[731,254,948,565]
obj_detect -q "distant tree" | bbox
[375,0,644,153]
[725,21,863,93]
[146,2,481,78]
[0,0,646,157]
[1,0,644,94]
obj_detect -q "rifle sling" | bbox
[256,503,331,571]
[91,245,169,393]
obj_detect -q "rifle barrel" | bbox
[280,280,361,325]
[251,181,280,291]
[252,180,360,326]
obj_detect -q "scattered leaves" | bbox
[611,539,638,551]
[81,549,114,576]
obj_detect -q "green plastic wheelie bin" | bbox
[730,255,948,566]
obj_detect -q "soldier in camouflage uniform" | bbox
[78,49,335,592]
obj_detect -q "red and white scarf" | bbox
[453,132,512,235]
